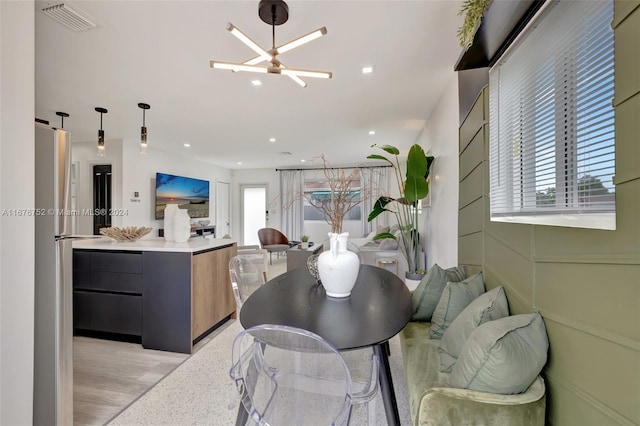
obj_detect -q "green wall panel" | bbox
[615,95,640,181]
[545,375,635,426]
[458,232,483,267]
[459,165,483,208]
[485,221,533,257]
[460,92,486,152]
[483,266,531,314]
[613,179,640,246]
[459,127,485,180]
[614,7,640,103]
[536,263,640,342]
[458,198,484,237]
[545,319,640,424]
[485,234,533,304]
[613,0,640,27]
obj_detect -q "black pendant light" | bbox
[55,111,69,129]
[95,107,108,157]
[138,103,150,155]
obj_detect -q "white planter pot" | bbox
[173,209,191,243]
[317,232,360,298]
[404,271,426,291]
[163,204,179,242]
[301,242,309,249]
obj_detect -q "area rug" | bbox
[108,319,411,425]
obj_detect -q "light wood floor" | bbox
[73,256,288,425]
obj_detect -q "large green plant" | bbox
[367,144,434,276]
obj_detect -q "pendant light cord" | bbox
[271,5,276,50]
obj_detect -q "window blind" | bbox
[489,0,615,229]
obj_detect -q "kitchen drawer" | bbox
[73,291,142,336]
[73,269,91,290]
[91,251,142,274]
[73,291,92,330]
[91,271,142,294]
[74,251,91,270]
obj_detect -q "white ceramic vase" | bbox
[317,232,360,297]
[163,204,179,242]
[173,209,191,243]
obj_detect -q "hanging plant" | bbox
[457,0,490,49]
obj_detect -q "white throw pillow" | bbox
[449,312,549,394]
[438,286,510,372]
[429,272,485,340]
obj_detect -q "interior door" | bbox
[241,185,267,246]
[216,181,230,238]
[93,164,112,235]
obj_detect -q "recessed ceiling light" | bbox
[237,162,243,165]
[362,66,374,74]
[269,137,276,143]
[300,159,306,163]
[183,143,191,148]
[369,130,376,135]
[251,80,262,86]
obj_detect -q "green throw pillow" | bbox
[438,286,510,372]
[429,272,485,339]
[411,264,466,322]
[449,312,549,394]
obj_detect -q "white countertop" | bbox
[72,236,237,253]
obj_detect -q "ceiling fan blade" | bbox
[275,27,327,55]
[226,22,271,62]
[209,61,269,74]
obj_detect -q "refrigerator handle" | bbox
[57,129,73,236]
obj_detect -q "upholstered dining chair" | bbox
[257,227,290,264]
[231,324,379,425]
[228,255,265,311]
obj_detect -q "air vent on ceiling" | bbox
[42,2,97,32]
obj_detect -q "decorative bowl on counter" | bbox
[198,219,210,226]
[99,226,153,242]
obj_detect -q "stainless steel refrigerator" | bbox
[34,122,74,425]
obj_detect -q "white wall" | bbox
[72,139,232,237]
[0,1,35,423]
[72,140,124,234]
[418,75,459,269]
[120,139,231,235]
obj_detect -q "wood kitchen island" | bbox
[72,237,237,354]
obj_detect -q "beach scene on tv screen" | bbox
[156,173,209,219]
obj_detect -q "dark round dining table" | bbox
[240,264,412,426]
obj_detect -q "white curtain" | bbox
[359,167,388,236]
[279,169,304,240]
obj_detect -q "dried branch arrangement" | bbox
[99,226,153,241]
[303,156,373,234]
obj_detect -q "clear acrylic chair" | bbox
[230,324,379,425]
[229,255,266,311]
[236,245,269,282]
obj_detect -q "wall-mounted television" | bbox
[155,172,210,219]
